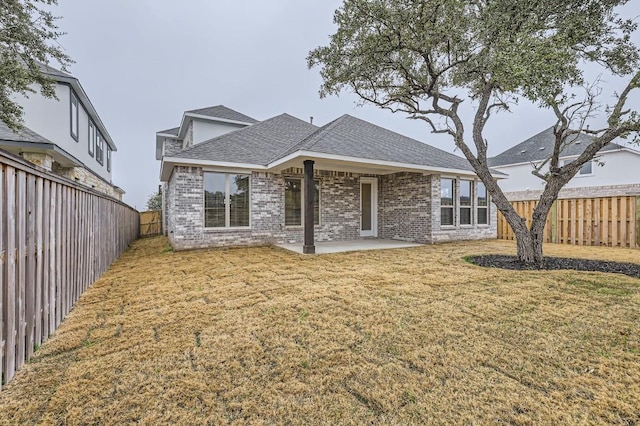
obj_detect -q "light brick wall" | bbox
[430,175,498,243]
[166,168,498,250]
[162,137,182,157]
[379,172,432,243]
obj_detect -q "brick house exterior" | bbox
[158,107,499,251]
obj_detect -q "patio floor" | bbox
[276,239,423,254]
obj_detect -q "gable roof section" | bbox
[186,105,258,124]
[280,114,475,172]
[172,114,317,165]
[489,127,629,167]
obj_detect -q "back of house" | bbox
[157,106,502,251]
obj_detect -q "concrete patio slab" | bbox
[276,239,423,254]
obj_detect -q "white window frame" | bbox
[440,177,455,227]
[477,181,489,226]
[459,180,473,226]
[203,172,251,229]
[107,148,111,172]
[284,178,321,227]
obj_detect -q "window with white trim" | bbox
[459,180,472,225]
[477,182,489,225]
[204,173,250,228]
[440,178,455,226]
[284,178,320,226]
[107,148,111,172]
[70,91,79,140]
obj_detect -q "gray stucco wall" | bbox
[166,167,497,250]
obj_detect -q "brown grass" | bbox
[1,237,639,425]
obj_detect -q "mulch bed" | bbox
[469,255,640,279]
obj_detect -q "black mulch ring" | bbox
[468,255,640,279]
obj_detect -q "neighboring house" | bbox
[0,63,124,199]
[157,106,501,251]
[489,127,640,201]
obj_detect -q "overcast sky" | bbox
[51,0,639,209]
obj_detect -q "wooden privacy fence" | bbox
[139,210,162,237]
[498,196,640,248]
[0,151,139,389]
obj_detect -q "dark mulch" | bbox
[468,255,640,279]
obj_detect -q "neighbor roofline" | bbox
[489,148,635,168]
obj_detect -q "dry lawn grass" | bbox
[1,237,639,425]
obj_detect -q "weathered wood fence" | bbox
[498,196,640,248]
[139,210,162,237]
[1,151,139,389]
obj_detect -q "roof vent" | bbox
[539,147,545,151]
[575,141,581,144]
[520,149,527,154]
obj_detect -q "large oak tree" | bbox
[1,0,72,131]
[308,0,640,263]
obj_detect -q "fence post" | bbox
[636,196,640,248]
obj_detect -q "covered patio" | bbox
[276,238,422,254]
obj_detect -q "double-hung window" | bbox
[284,178,320,226]
[88,120,95,157]
[96,133,104,165]
[477,182,489,225]
[440,178,455,226]
[70,91,79,141]
[459,180,472,225]
[204,173,250,228]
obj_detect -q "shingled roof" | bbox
[186,105,258,124]
[0,121,51,144]
[169,113,477,173]
[489,127,627,167]
[173,114,317,165]
[280,114,475,172]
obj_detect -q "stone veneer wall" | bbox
[504,183,640,201]
[429,176,498,243]
[52,164,122,200]
[166,167,498,250]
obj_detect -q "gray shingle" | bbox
[187,105,258,124]
[281,114,475,172]
[0,121,51,144]
[173,114,317,165]
[489,127,626,167]
[157,127,179,136]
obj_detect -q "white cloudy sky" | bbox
[51,0,640,209]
